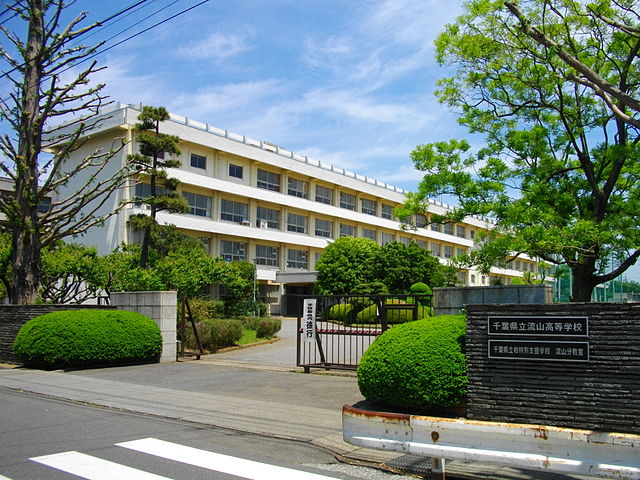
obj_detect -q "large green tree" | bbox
[0,0,132,303]
[399,0,640,301]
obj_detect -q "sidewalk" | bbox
[0,319,593,480]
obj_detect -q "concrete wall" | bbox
[466,303,640,435]
[434,284,553,316]
[110,291,177,363]
[0,305,115,363]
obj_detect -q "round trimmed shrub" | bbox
[13,310,162,370]
[409,282,432,296]
[255,318,281,338]
[357,315,467,410]
[326,303,355,323]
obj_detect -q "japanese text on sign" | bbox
[303,298,316,343]
[488,316,588,337]
[489,340,589,362]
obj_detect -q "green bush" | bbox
[356,299,430,324]
[13,310,162,370]
[409,282,432,295]
[187,298,225,320]
[209,318,243,349]
[255,318,281,338]
[357,315,467,410]
[326,303,355,323]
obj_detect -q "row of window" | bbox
[218,240,308,268]
[185,154,476,238]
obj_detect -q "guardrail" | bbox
[342,404,640,480]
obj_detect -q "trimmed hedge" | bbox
[356,299,430,324]
[13,310,162,370]
[357,315,467,410]
[185,318,243,351]
[326,303,355,323]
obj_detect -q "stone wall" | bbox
[0,304,115,363]
[466,303,640,434]
[110,291,177,363]
[434,284,553,316]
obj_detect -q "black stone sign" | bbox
[488,339,590,362]
[488,316,588,337]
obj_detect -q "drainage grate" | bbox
[385,455,438,476]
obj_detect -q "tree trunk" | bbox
[10,0,45,304]
[11,229,41,304]
[570,262,598,302]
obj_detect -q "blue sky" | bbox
[63,0,469,193]
[3,1,639,282]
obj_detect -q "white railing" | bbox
[343,405,640,480]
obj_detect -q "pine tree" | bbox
[128,106,188,268]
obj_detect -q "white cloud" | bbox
[177,31,252,62]
[167,80,284,122]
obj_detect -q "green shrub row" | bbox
[357,315,467,410]
[183,316,281,351]
[325,299,432,325]
[13,310,162,370]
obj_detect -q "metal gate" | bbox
[295,294,432,373]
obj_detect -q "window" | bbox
[287,177,308,198]
[257,169,280,191]
[339,192,355,210]
[444,223,454,235]
[415,239,426,248]
[381,204,394,220]
[287,249,308,269]
[381,232,394,245]
[361,228,376,241]
[183,192,211,217]
[37,197,52,214]
[470,230,475,240]
[315,185,333,205]
[221,240,246,261]
[471,274,476,284]
[340,223,355,237]
[190,153,206,169]
[456,225,466,238]
[287,213,307,233]
[416,214,427,228]
[315,218,332,238]
[444,245,454,258]
[431,223,442,232]
[400,236,410,245]
[134,183,167,202]
[229,164,243,179]
[431,242,441,257]
[361,198,377,216]
[457,248,466,257]
[220,199,248,223]
[255,245,279,267]
[256,206,280,229]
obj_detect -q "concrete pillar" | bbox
[110,291,177,363]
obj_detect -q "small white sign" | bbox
[303,298,317,343]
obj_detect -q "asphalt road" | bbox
[0,389,410,480]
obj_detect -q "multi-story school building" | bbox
[52,104,537,314]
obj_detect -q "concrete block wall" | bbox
[433,284,553,316]
[0,305,115,363]
[110,291,177,363]
[466,303,640,435]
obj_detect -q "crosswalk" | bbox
[5,438,344,480]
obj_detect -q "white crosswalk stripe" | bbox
[0,475,15,480]
[22,437,343,480]
[30,451,174,480]
[118,437,341,480]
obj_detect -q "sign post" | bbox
[303,298,317,343]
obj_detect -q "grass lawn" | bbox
[238,328,274,345]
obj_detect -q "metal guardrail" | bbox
[295,294,432,373]
[343,404,640,480]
